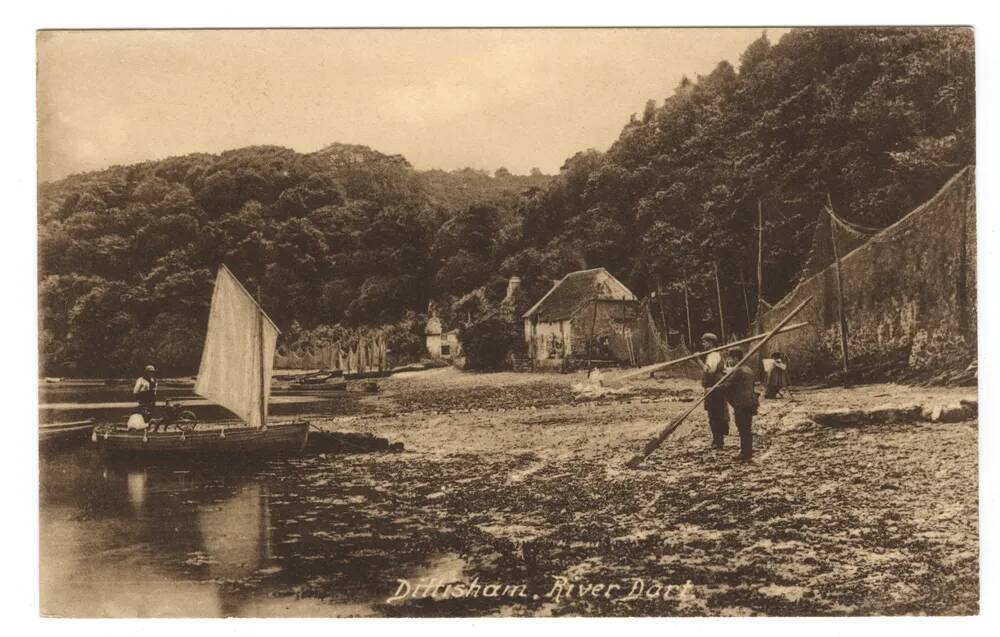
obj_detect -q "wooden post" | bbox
[827,193,851,382]
[683,273,693,349]
[757,199,764,316]
[585,296,599,374]
[714,261,726,343]
[656,280,669,347]
[620,295,625,348]
[736,277,753,327]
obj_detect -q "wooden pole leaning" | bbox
[610,320,810,383]
[625,296,813,468]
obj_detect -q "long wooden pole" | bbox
[738,277,752,326]
[757,199,764,316]
[585,296,598,372]
[714,261,726,342]
[611,320,810,382]
[626,296,813,468]
[683,276,693,349]
[656,280,669,346]
[827,194,850,381]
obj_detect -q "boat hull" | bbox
[40,419,95,452]
[92,421,310,459]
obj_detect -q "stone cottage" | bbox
[522,267,644,364]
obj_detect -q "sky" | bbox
[37,28,789,182]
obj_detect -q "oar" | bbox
[625,296,813,468]
[610,321,811,383]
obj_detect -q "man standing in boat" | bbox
[133,364,158,420]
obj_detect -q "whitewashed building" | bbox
[425,316,461,359]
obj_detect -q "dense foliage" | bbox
[39,28,974,376]
[458,316,523,371]
[38,144,549,375]
[509,27,974,341]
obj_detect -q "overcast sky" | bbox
[37,28,789,182]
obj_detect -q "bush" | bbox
[458,316,520,370]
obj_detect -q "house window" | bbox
[441,344,451,356]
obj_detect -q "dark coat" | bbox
[722,364,756,409]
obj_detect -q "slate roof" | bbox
[522,267,637,321]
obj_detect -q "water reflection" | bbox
[40,437,517,617]
[40,448,278,617]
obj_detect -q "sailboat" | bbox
[93,265,310,458]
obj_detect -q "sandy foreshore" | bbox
[295,367,979,616]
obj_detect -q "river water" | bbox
[39,382,474,618]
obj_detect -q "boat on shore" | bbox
[40,419,95,452]
[93,264,309,460]
[344,369,392,381]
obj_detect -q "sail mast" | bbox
[196,265,281,429]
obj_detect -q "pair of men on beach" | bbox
[698,333,756,461]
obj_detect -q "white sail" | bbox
[195,266,279,428]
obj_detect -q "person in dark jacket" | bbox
[698,332,729,449]
[721,348,757,461]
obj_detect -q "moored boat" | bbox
[92,420,309,458]
[40,419,95,452]
[93,264,310,460]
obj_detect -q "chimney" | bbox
[505,276,522,301]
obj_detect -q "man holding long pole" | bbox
[698,332,730,450]
[626,296,813,469]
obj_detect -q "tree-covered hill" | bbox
[38,143,551,375]
[509,28,973,342]
[38,27,974,376]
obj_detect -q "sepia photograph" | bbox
[35,26,978,618]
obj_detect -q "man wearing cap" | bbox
[698,333,729,449]
[133,364,158,420]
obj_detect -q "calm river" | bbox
[39,382,473,618]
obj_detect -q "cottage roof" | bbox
[522,267,637,321]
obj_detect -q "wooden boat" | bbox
[40,419,94,451]
[92,421,309,458]
[274,380,346,393]
[296,371,343,385]
[273,369,321,381]
[344,369,392,381]
[93,264,309,460]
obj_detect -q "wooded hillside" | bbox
[38,27,974,376]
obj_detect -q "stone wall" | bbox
[525,319,570,360]
[755,167,976,383]
[569,300,644,364]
